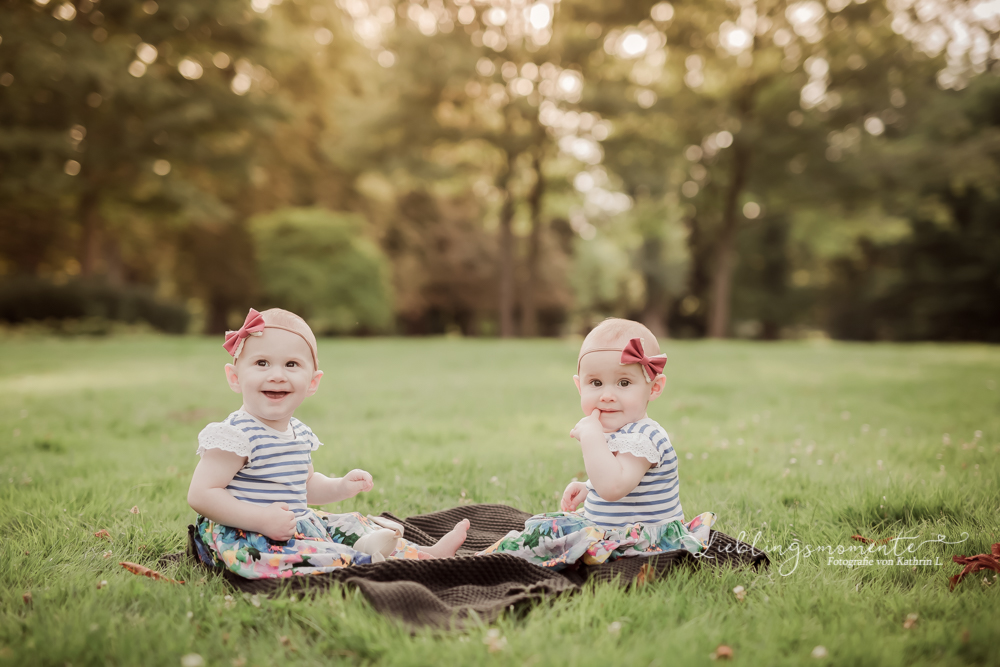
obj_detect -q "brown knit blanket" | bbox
[169,504,768,628]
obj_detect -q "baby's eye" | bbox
[256,360,268,367]
[590,379,602,387]
[618,379,631,388]
[285,361,298,368]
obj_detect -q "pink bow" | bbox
[620,337,667,383]
[223,308,266,358]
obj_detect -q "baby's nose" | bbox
[267,367,289,381]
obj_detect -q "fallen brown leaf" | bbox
[483,628,506,653]
[710,645,734,660]
[636,562,655,587]
[22,591,32,605]
[97,580,108,589]
[903,613,918,629]
[119,561,184,584]
[948,543,1000,590]
[94,529,111,541]
[733,585,746,601]
[851,535,893,546]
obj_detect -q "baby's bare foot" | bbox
[421,518,470,559]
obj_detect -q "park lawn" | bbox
[0,335,998,667]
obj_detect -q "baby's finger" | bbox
[591,408,602,419]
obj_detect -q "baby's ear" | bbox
[648,374,666,401]
[306,370,324,397]
[573,375,582,394]
[224,363,242,394]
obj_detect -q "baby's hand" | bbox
[570,408,604,442]
[340,469,374,498]
[561,481,589,512]
[260,502,297,542]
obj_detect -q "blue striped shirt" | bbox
[583,418,683,528]
[196,411,322,516]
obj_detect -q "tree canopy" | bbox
[1,0,998,340]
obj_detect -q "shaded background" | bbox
[1,0,998,341]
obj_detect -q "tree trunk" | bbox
[707,142,750,338]
[205,294,231,335]
[522,149,544,337]
[641,236,669,339]
[497,150,518,338]
[707,84,755,339]
[78,189,102,277]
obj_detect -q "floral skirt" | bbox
[194,509,424,579]
[478,510,717,570]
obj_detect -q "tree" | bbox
[561,0,986,338]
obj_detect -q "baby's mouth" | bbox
[262,391,290,400]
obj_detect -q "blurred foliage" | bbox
[0,276,189,333]
[250,207,394,335]
[0,0,998,339]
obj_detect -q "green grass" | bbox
[1,335,998,667]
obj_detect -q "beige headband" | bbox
[231,324,319,370]
[577,337,667,383]
[577,347,626,373]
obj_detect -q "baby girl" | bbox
[187,308,469,578]
[481,318,715,568]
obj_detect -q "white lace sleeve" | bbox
[196,422,252,459]
[606,432,660,464]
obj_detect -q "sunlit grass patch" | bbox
[0,336,998,666]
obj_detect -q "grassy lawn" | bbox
[1,335,998,666]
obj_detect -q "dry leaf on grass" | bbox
[483,628,506,653]
[129,506,140,514]
[180,654,204,667]
[710,645,734,660]
[949,543,1000,590]
[119,561,184,584]
[903,613,918,629]
[851,535,893,546]
[636,562,655,586]
[96,580,108,590]
[22,591,32,605]
[94,529,111,540]
[733,585,746,601]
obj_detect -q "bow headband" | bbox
[222,308,319,369]
[578,337,667,383]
